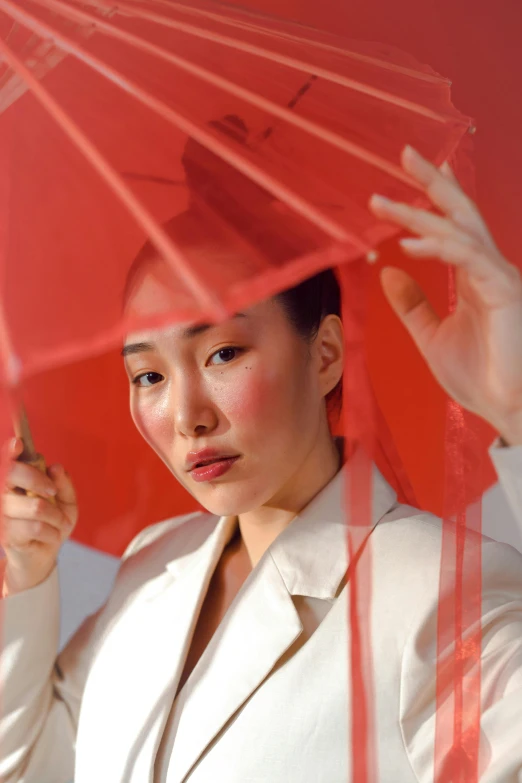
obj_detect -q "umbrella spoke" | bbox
[84,0,463,122]
[24,0,426,191]
[0,32,226,320]
[0,0,372,248]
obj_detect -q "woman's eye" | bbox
[132,371,164,388]
[208,347,242,366]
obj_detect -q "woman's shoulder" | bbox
[95,511,220,611]
[372,501,522,604]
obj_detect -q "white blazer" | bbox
[1,441,522,783]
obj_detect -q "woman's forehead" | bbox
[124,257,192,320]
[124,313,244,345]
[124,247,269,319]
[122,299,283,356]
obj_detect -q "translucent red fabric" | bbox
[0,1,498,780]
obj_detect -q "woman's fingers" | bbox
[380,266,440,355]
[5,438,57,498]
[398,235,520,291]
[401,146,471,214]
[5,518,62,549]
[8,437,24,459]
[1,440,79,593]
[440,160,459,185]
[6,458,57,498]
[47,463,77,507]
[369,194,475,245]
[2,492,71,532]
[1,492,74,552]
[46,464,79,530]
[400,145,496,249]
[397,235,485,264]
[368,145,521,306]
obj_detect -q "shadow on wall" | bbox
[58,539,120,651]
[482,482,522,552]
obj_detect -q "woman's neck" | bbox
[237,431,342,568]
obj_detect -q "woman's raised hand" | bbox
[1,438,78,596]
[369,145,522,446]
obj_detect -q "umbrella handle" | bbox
[12,401,57,507]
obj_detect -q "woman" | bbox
[1,145,522,782]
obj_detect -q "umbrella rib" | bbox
[0,0,370,250]
[0,297,18,386]
[78,0,463,126]
[31,0,424,190]
[0,36,226,320]
[0,148,19,388]
[126,0,450,86]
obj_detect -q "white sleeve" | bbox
[402,536,522,781]
[0,524,153,783]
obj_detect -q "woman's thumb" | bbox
[380,266,440,356]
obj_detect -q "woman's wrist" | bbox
[0,558,57,597]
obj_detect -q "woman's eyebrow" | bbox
[181,312,247,339]
[121,313,247,356]
[121,341,155,358]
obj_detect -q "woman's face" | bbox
[122,261,336,517]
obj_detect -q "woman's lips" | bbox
[189,456,240,482]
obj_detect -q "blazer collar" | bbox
[164,512,237,584]
[81,446,398,783]
[268,446,398,600]
[159,447,398,783]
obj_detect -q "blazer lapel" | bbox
[79,449,398,783]
[164,453,398,783]
[164,551,303,783]
[77,513,237,783]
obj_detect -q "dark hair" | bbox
[275,269,342,417]
[276,269,341,343]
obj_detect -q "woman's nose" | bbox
[172,380,219,438]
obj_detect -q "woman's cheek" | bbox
[131,394,173,456]
[219,365,284,423]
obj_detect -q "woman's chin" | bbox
[190,483,266,519]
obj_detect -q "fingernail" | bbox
[371,194,392,206]
[404,145,425,161]
[44,485,57,496]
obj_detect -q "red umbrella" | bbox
[0,0,482,547]
[0,2,488,780]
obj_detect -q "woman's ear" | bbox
[313,314,344,398]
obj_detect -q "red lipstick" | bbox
[186,448,240,483]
